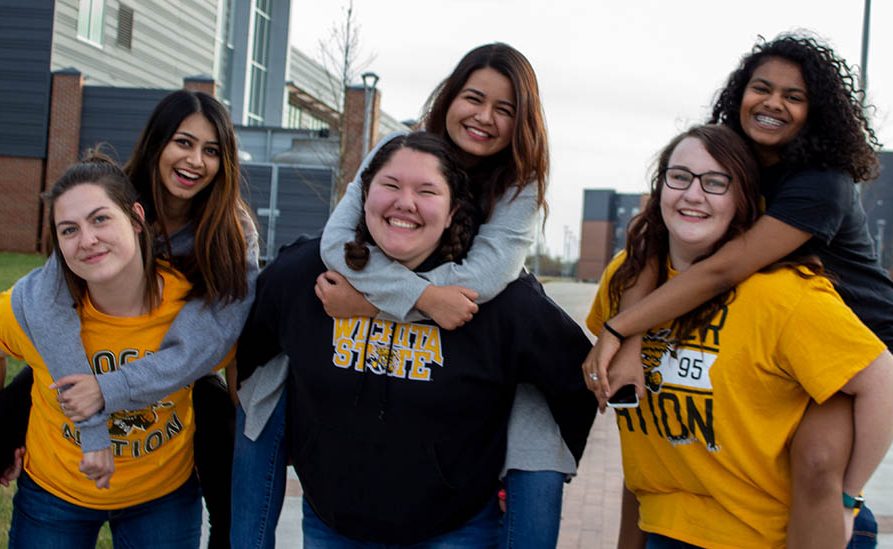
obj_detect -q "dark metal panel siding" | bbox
[79,86,170,161]
[0,0,54,157]
[582,189,614,221]
[242,163,333,259]
[274,166,332,247]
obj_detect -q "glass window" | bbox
[77,0,105,45]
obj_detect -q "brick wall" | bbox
[0,157,45,252]
[578,219,614,281]
[336,85,380,201]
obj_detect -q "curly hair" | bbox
[711,33,880,182]
[609,125,761,342]
[422,43,549,221]
[344,132,476,271]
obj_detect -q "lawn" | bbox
[0,252,113,548]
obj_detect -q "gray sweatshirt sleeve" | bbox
[319,130,430,320]
[11,221,260,452]
[11,254,111,452]
[95,224,260,412]
[321,170,539,321]
[417,183,538,301]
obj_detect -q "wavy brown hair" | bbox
[711,33,880,181]
[344,132,475,271]
[609,125,761,341]
[423,43,549,220]
[44,150,161,310]
[125,90,250,304]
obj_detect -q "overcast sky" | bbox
[290,1,893,259]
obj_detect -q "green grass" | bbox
[0,252,112,548]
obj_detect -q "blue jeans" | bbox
[500,469,565,549]
[302,497,500,548]
[230,392,288,549]
[848,504,878,549]
[9,471,201,549]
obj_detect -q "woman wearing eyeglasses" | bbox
[587,124,893,549]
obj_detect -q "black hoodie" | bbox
[237,238,597,543]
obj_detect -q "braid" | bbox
[344,216,372,270]
[441,199,476,263]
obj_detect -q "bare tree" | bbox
[317,0,376,110]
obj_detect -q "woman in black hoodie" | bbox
[236,132,596,547]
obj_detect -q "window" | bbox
[77,0,105,45]
[246,0,271,125]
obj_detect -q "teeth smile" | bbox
[679,209,707,218]
[175,169,199,180]
[388,218,418,229]
[466,126,491,138]
[755,114,784,127]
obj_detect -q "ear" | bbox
[131,202,146,231]
[445,206,457,229]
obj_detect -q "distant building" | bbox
[0,0,407,254]
[577,189,647,281]
[579,150,893,283]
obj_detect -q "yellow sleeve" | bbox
[585,252,626,335]
[775,275,886,404]
[0,288,30,361]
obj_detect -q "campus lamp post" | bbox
[361,71,380,155]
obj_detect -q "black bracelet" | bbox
[603,321,627,342]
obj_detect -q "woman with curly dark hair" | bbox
[584,33,892,547]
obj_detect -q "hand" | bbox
[315,271,378,318]
[0,447,24,486]
[51,374,104,422]
[416,285,479,330]
[80,448,114,489]
[583,334,645,412]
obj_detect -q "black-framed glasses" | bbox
[662,167,732,195]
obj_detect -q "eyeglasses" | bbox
[662,167,732,195]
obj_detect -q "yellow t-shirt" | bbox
[0,267,234,510]
[588,253,886,549]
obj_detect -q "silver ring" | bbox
[588,372,598,381]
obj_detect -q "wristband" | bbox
[842,492,864,510]
[603,321,627,342]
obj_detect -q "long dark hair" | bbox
[44,150,161,310]
[423,43,549,220]
[609,125,761,341]
[711,33,880,181]
[344,132,475,270]
[125,90,249,303]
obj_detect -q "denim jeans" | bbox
[230,392,288,549]
[848,504,878,549]
[500,469,565,549]
[9,471,201,549]
[302,497,500,548]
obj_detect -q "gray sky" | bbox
[291,1,893,259]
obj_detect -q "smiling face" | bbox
[53,183,145,291]
[445,67,516,160]
[363,148,454,269]
[739,57,809,165]
[660,137,737,270]
[157,112,221,208]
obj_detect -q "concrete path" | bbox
[206,280,893,548]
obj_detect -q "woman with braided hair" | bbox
[237,131,596,546]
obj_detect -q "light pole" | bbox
[860,0,871,93]
[361,71,379,155]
